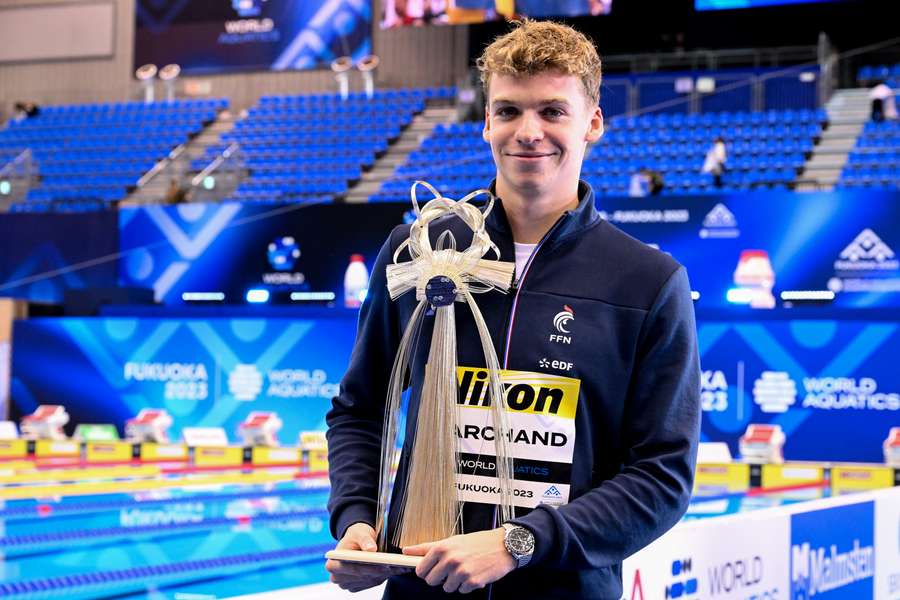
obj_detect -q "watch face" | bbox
[508,527,535,555]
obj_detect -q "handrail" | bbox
[191,142,240,187]
[602,46,818,74]
[136,143,188,188]
[0,148,33,178]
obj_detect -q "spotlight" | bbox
[159,64,181,103]
[331,56,352,101]
[135,64,158,104]
[357,54,380,100]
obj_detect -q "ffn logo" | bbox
[549,305,574,344]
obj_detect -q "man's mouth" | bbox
[507,152,556,159]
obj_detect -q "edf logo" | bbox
[666,558,698,599]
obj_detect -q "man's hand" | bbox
[326,522,408,593]
[402,528,516,594]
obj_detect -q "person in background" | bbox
[162,178,188,204]
[13,102,40,121]
[648,168,665,195]
[870,80,898,122]
[702,136,727,188]
[629,167,651,197]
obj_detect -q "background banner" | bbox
[790,501,875,599]
[117,191,900,308]
[381,0,612,29]
[875,491,900,600]
[594,190,900,309]
[0,211,118,303]
[622,491,897,600]
[0,342,9,420]
[118,202,409,304]
[11,309,899,461]
[10,312,357,442]
[697,311,900,463]
[696,0,846,10]
[622,509,789,600]
[135,0,372,74]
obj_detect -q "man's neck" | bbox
[496,178,580,244]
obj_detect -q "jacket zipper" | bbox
[488,213,571,599]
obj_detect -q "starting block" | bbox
[0,421,26,458]
[885,427,900,467]
[238,412,283,447]
[300,431,328,472]
[76,424,132,463]
[739,424,785,464]
[126,409,173,444]
[733,250,776,309]
[21,405,69,440]
[184,427,242,467]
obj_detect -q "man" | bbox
[326,20,700,599]
[869,80,898,122]
[702,136,727,188]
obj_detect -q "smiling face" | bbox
[483,71,603,206]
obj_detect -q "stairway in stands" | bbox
[344,105,457,203]
[123,109,238,205]
[798,89,870,191]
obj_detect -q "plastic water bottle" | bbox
[344,254,369,308]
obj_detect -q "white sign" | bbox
[182,427,229,447]
[0,420,18,440]
[876,487,900,600]
[623,514,789,600]
[0,342,9,420]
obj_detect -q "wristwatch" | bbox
[501,523,535,569]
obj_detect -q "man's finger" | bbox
[344,529,378,552]
[423,556,451,587]
[413,545,442,579]
[442,569,465,594]
[459,577,485,594]
[402,541,435,556]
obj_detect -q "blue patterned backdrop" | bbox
[119,202,408,304]
[697,311,900,462]
[10,309,899,461]
[11,312,356,443]
[0,211,118,303]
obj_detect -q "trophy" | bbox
[327,182,517,566]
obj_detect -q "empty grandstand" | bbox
[1,99,226,212]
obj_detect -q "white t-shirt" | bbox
[870,84,898,119]
[514,242,537,283]
[702,141,727,174]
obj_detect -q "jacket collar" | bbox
[484,180,600,248]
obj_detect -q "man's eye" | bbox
[543,108,564,118]
[496,107,518,118]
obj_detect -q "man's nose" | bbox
[515,112,543,145]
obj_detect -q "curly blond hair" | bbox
[477,20,602,106]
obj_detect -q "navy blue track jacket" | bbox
[326,182,701,599]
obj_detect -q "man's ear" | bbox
[586,105,604,143]
[482,108,491,143]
